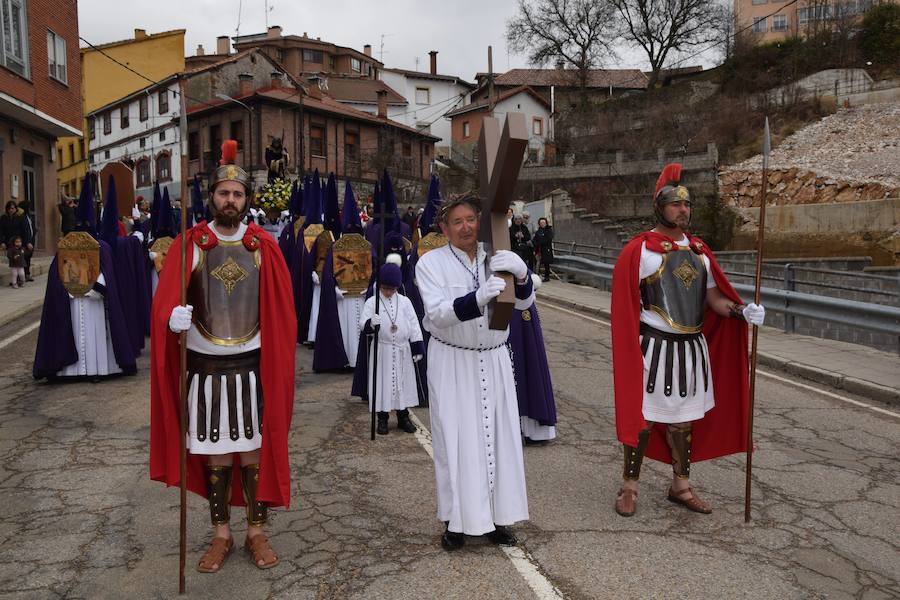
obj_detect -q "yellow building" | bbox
[57,28,186,198]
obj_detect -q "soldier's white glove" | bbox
[369,312,384,328]
[475,275,506,308]
[335,287,346,299]
[412,354,423,362]
[169,304,193,333]
[311,271,320,285]
[490,250,527,280]
[743,303,765,326]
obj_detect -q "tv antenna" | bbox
[379,33,394,63]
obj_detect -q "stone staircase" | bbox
[549,190,633,250]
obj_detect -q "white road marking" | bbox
[407,409,567,600]
[0,320,41,352]
[537,299,900,420]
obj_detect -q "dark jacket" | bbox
[533,225,554,263]
[59,202,76,235]
[7,246,26,268]
[509,223,534,264]
[0,212,32,247]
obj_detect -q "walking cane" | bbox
[744,117,770,523]
[176,76,189,593]
[412,357,428,409]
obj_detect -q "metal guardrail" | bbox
[552,254,900,345]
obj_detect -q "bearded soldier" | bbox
[610,163,765,517]
[150,140,297,572]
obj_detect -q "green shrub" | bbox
[859,4,900,66]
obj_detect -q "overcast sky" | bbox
[77,0,718,82]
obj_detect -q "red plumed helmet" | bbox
[220,139,238,166]
[654,163,682,199]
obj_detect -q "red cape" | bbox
[611,231,749,463]
[150,221,298,507]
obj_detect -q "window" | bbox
[159,130,166,141]
[345,130,359,162]
[139,137,145,149]
[462,121,470,138]
[1,0,28,77]
[120,106,129,129]
[752,0,767,4]
[68,143,74,164]
[310,124,325,157]
[773,14,788,31]
[329,56,336,70]
[230,120,243,150]
[78,139,84,159]
[158,89,169,114]
[188,131,200,160]
[402,140,412,157]
[275,48,284,62]
[139,96,148,121]
[47,30,67,83]
[136,158,151,187]
[209,124,222,162]
[104,149,110,159]
[156,152,172,181]
[89,117,96,140]
[752,17,767,32]
[416,121,431,133]
[415,87,430,105]
[103,113,112,135]
[89,153,95,164]
[533,117,543,136]
[351,57,361,72]
[303,49,323,63]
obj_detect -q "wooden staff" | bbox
[370,174,390,440]
[177,75,189,593]
[744,117,770,523]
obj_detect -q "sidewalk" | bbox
[536,279,900,405]
[0,271,48,328]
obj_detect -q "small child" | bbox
[6,235,26,288]
[361,262,425,435]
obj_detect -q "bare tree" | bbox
[613,0,719,88]
[506,0,619,88]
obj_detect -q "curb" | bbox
[0,297,44,329]
[537,293,900,407]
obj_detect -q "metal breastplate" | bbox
[640,247,707,333]
[188,240,261,346]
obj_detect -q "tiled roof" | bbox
[383,68,475,88]
[323,77,407,105]
[478,68,649,90]
[444,85,550,118]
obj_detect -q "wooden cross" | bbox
[477,113,528,330]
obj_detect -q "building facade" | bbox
[734,0,893,44]
[0,0,82,251]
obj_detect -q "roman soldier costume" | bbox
[611,163,752,515]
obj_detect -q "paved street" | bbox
[1,300,899,599]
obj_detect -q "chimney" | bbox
[134,29,147,40]
[238,73,254,96]
[555,58,565,70]
[376,90,388,119]
[429,50,438,75]
[196,44,205,56]
[364,44,372,57]
[271,71,283,88]
[217,36,230,55]
[267,25,282,39]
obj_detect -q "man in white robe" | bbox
[416,193,535,550]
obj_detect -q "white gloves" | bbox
[412,354,423,362]
[475,275,506,307]
[335,288,346,299]
[743,303,765,326]
[132,231,145,243]
[369,312,384,328]
[490,249,528,280]
[84,289,102,300]
[169,304,193,333]
[148,251,158,261]
[311,271,320,285]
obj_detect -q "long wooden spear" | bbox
[744,117,770,523]
[177,75,189,593]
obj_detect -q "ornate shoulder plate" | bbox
[303,223,324,253]
[315,229,335,276]
[149,236,173,273]
[57,231,101,297]
[332,233,372,295]
[417,232,448,258]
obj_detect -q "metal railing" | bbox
[552,253,900,352]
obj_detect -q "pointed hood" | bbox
[74,173,97,235]
[155,187,176,238]
[342,180,363,235]
[304,170,323,225]
[191,175,206,225]
[99,174,120,247]
[149,181,162,237]
[381,170,400,232]
[419,175,441,236]
[288,179,302,217]
[323,173,341,237]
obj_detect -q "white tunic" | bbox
[417,243,535,536]
[338,292,366,367]
[361,292,423,411]
[638,234,716,423]
[185,222,263,455]
[58,273,123,377]
[307,281,322,343]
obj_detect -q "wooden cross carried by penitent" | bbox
[477,113,529,330]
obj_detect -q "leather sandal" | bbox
[197,536,234,573]
[615,487,638,517]
[245,533,279,569]
[667,486,712,514]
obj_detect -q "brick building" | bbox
[0,0,82,251]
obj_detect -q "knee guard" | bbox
[622,426,652,481]
[666,423,693,480]
[206,464,233,526]
[240,464,268,527]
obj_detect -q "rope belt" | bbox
[431,336,507,353]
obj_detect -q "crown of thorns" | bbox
[437,192,482,222]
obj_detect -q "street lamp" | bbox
[215,93,254,170]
